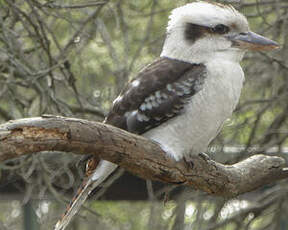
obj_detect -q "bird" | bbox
[54,2,278,230]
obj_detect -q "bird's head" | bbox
[161,1,279,64]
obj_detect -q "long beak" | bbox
[228,31,279,51]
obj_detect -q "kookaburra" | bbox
[55,2,278,230]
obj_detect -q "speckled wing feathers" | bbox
[105,57,207,134]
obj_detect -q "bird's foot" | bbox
[198,152,211,161]
[183,153,211,170]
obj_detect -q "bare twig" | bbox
[42,2,107,10]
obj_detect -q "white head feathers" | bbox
[161,1,249,64]
[166,2,248,32]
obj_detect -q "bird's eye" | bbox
[211,24,230,34]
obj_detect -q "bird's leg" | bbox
[77,154,93,169]
[76,154,101,177]
[85,156,100,177]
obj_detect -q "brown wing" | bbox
[104,57,207,134]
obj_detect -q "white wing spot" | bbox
[140,104,147,111]
[131,80,140,87]
[137,112,149,122]
[155,91,161,98]
[151,100,158,107]
[146,102,153,110]
[166,84,173,91]
[149,95,156,102]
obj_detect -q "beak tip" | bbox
[230,32,280,51]
[269,40,280,49]
[264,42,280,51]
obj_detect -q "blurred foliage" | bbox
[0,0,288,230]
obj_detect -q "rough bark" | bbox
[0,115,287,197]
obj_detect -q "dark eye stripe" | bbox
[184,23,230,43]
[184,23,207,42]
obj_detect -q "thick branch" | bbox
[0,115,287,197]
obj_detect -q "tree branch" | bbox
[0,115,287,197]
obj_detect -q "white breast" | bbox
[143,60,244,161]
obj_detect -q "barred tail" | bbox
[54,160,118,230]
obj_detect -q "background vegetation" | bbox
[0,0,287,229]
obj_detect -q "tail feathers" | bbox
[54,177,94,230]
[54,160,118,230]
